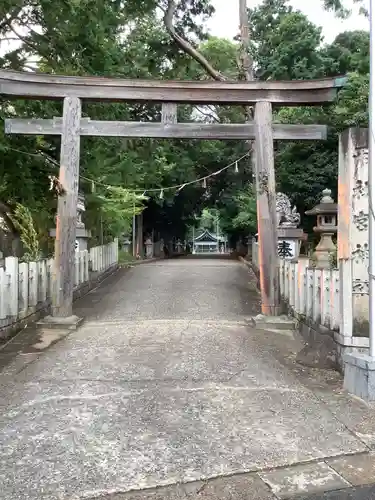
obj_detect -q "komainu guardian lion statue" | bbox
[276,192,301,228]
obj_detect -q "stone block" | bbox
[343,352,375,401]
[327,452,375,486]
[112,474,276,499]
[36,315,83,340]
[258,461,350,499]
[37,315,83,330]
[295,485,375,500]
[34,315,83,350]
[251,314,296,331]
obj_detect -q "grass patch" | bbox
[118,250,137,265]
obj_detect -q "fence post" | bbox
[99,245,103,271]
[0,268,6,319]
[89,247,95,272]
[79,251,84,284]
[302,267,308,317]
[28,261,38,308]
[39,260,47,302]
[297,258,309,316]
[115,237,119,263]
[95,247,100,271]
[94,247,98,272]
[18,262,29,316]
[312,269,321,324]
[306,268,314,320]
[321,269,331,327]
[284,260,290,304]
[5,256,19,317]
[74,252,79,287]
[288,262,297,311]
[94,246,99,272]
[330,269,340,331]
[46,259,54,300]
[293,262,300,314]
[279,259,285,299]
[84,250,89,281]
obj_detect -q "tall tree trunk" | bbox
[239,0,254,82]
[239,0,254,122]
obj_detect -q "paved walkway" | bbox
[1,257,375,499]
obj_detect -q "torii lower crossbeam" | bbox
[6,104,329,317]
[5,118,327,140]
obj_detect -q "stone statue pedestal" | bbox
[277,226,305,260]
[49,227,92,251]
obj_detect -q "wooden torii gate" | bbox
[0,70,345,323]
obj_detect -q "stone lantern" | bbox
[305,188,337,269]
[145,236,154,259]
[122,236,131,254]
[50,193,91,251]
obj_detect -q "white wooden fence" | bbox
[0,239,118,329]
[279,259,340,330]
[251,240,340,330]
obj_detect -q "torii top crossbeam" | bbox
[0,70,346,105]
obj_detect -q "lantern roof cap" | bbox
[305,189,337,215]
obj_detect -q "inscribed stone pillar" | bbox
[338,128,369,337]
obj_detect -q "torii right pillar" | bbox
[254,101,280,316]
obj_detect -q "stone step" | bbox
[249,314,297,331]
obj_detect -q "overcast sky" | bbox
[206,0,369,44]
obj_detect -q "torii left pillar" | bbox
[38,97,83,331]
[254,101,280,316]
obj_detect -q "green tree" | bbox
[0,0,226,249]
[249,0,326,81]
[0,0,370,253]
[244,0,369,233]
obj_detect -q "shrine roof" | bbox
[194,230,220,243]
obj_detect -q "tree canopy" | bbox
[0,0,370,255]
